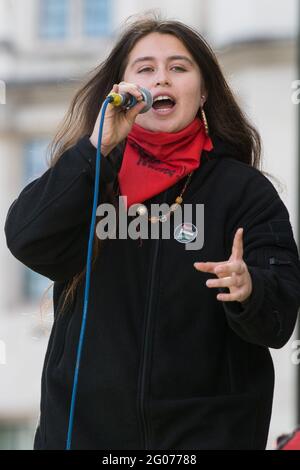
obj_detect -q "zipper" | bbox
[138,188,169,450]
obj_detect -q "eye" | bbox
[138,67,153,73]
[137,66,186,73]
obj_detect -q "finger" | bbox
[125,100,147,121]
[231,227,244,260]
[216,291,243,302]
[214,261,244,276]
[194,260,228,273]
[206,275,236,289]
[119,82,141,91]
[118,82,143,101]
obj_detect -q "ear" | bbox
[201,94,207,107]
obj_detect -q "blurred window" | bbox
[23,139,52,302]
[83,0,110,36]
[39,0,69,39]
[0,421,35,450]
[24,139,49,186]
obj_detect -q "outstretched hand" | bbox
[194,228,253,303]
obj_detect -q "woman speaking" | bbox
[4,13,300,450]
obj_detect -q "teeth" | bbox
[153,95,175,103]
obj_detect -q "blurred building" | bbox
[0,0,298,450]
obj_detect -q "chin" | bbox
[136,116,181,133]
[150,121,179,133]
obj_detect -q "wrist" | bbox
[101,145,114,157]
[89,136,113,156]
[89,136,97,149]
[241,292,252,307]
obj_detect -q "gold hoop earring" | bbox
[200,107,209,136]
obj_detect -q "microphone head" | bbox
[139,87,153,114]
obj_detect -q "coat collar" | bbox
[207,134,239,159]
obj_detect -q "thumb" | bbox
[125,100,147,123]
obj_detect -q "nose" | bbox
[155,78,170,86]
[154,68,171,86]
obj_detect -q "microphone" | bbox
[107,86,153,114]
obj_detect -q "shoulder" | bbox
[202,136,283,220]
[214,157,292,239]
[219,157,280,204]
[206,134,281,204]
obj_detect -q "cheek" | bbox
[180,90,200,111]
[123,71,147,87]
[178,74,199,94]
[183,84,201,109]
[135,76,152,88]
[122,70,131,82]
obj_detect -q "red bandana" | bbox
[118,116,214,209]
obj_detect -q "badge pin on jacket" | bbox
[174,222,198,243]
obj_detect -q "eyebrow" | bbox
[130,55,194,68]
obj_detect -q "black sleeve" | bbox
[4,135,122,283]
[220,171,300,349]
[77,135,124,179]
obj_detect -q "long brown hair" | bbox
[41,10,279,317]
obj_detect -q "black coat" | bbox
[4,134,300,450]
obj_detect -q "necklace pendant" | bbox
[159,214,168,223]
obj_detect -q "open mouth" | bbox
[152,98,176,111]
[152,97,176,114]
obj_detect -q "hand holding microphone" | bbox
[89,82,152,155]
[107,86,153,113]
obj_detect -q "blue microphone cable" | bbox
[65,87,151,449]
[66,96,113,450]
